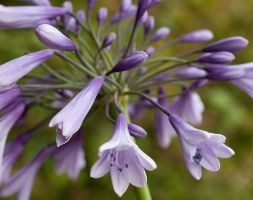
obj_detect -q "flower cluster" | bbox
[0,0,250,199]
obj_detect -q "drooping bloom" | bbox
[0,6,67,29]
[53,133,86,180]
[107,51,148,75]
[170,80,206,125]
[2,134,30,183]
[0,102,25,181]
[0,87,20,110]
[202,36,248,53]
[90,113,157,197]
[49,76,105,146]
[169,114,234,180]
[150,27,170,42]
[197,52,235,64]
[155,88,176,148]
[35,24,77,51]
[0,49,55,89]
[180,29,213,43]
[97,7,108,26]
[0,145,55,200]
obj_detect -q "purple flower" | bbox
[102,33,117,49]
[150,27,170,42]
[90,113,156,197]
[145,46,155,57]
[0,102,25,181]
[2,134,30,183]
[0,6,67,29]
[202,36,248,53]
[170,82,205,125]
[148,0,162,8]
[144,16,155,35]
[88,0,98,11]
[155,88,176,148]
[0,145,55,200]
[180,29,213,43]
[176,67,207,79]
[35,24,77,51]
[197,52,235,64]
[111,2,137,24]
[107,51,148,75]
[169,114,234,180]
[23,0,51,6]
[49,76,105,146]
[136,0,151,21]
[53,133,86,180]
[97,7,108,26]
[128,124,147,138]
[0,49,55,89]
[0,88,20,111]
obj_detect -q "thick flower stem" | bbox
[120,93,153,200]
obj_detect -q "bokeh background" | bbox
[1,0,253,199]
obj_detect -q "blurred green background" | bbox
[1,0,253,199]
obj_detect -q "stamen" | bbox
[193,148,202,165]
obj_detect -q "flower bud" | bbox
[97,7,108,26]
[88,0,97,11]
[202,36,248,53]
[176,67,207,79]
[120,0,132,12]
[180,29,213,43]
[107,51,148,75]
[150,27,170,42]
[148,0,162,8]
[197,52,235,64]
[102,32,116,49]
[204,66,245,80]
[138,11,149,25]
[128,124,147,138]
[145,46,155,56]
[35,24,76,51]
[144,16,155,35]
[136,0,151,20]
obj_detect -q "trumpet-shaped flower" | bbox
[90,113,157,197]
[169,114,234,180]
[49,76,105,146]
[0,49,55,89]
[53,133,86,180]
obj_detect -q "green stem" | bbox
[120,91,153,200]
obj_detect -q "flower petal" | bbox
[90,152,110,178]
[110,168,129,197]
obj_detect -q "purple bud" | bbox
[128,124,147,138]
[120,0,132,12]
[137,0,151,20]
[176,67,207,79]
[138,11,149,25]
[145,46,155,56]
[150,27,170,42]
[102,32,116,49]
[197,52,235,64]
[204,66,245,80]
[180,29,213,43]
[76,10,86,31]
[202,36,248,53]
[111,5,137,24]
[97,7,108,26]
[35,24,77,51]
[88,0,97,10]
[107,51,148,74]
[148,0,162,8]
[144,16,155,35]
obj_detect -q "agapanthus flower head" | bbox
[0,145,55,200]
[0,49,55,89]
[0,6,67,29]
[90,113,156,197]
[35,24,77,51]
[106,51,148,75]
[169,114,234,180]
[53,132,86,180]
[180,29,213,43]
[49,76,105,146]
[197,51,235,64]
[150,26,170,42]
[202,36,248,53]
[97,7,108,26]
